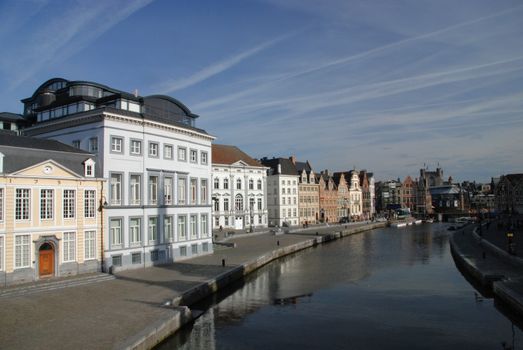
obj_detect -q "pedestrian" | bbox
[219,225,223,232]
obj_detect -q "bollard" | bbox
[222,259,225,267]
[277,240,280,246]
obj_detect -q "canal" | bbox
[158,224,522,349]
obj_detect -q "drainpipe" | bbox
[100,181,105,273]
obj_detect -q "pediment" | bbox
[12,159,81,178]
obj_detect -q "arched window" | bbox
[249,179,254,190]
[236,178,242,190]
[257,179,262,190]
[214,178,219,189]
[223,178,229,189]
[235,194,243,211]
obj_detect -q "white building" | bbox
[260,157,299,227]
[21,78,214,272]
[348,170,363,219]
[211,144,268,231]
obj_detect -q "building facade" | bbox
[211,144,268,231]
[0,133,104,285]
[317,171,338,223]
[21,78,214,272]
[495,174,523,214]
[401,176,416,213]
[292,158,319,226]
[261,158,299,227]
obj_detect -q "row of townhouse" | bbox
[1,77,214,283]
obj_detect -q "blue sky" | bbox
[0,0,522,182]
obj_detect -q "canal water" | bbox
[158,224,522,349]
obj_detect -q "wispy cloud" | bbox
[155,31,298,94]
[0,0,154,89]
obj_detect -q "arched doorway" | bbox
[39,242,55,278]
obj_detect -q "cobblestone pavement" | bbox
[0,224,367,350]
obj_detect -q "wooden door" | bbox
[39,246,54,277]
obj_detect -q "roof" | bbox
[0,133,100,177]
[0,112,24,121]
[505,174,523,185]
[294,160,312,173]
[429,185,464,195]
[260,157,297,176]
[212,144,262,167]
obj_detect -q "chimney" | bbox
[277,164,281,174]
[290,156,296,165]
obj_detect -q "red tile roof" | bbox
[212,144,262,167]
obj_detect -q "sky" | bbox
[0,0,522,182]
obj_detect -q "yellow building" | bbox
[0,133,104,285]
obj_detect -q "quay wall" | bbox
[122,222,386,350]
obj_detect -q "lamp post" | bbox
[248,194,255,233]
[98,195,108,273]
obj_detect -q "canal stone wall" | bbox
[449,225,523,318]
[131,222,386,350]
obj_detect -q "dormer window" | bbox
[84,158,95,177]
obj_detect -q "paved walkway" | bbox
[450,222,523,317]
[0,223,368,350]
[478,216,523,257]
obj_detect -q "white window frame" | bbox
[190,149,197,163]
[0,235,4,271]
[164,144,173,160]
[40,189,54,220]
[89,137,98,153]
[149,175,158,205]
[130,139,142,156]
[190,214,198,238]
[63,232,76,262]
[110,218,123,247]
[148,142,159,158]
[129,218,141,245]
[130,174,141,205]
[164,215,173,242]
[178,177,186,205]
[190,178,197,205]
[84,230,96,260]
[14,235,30,268]
[0,188,3,222]
[84,190,96,219]
[63,189,76,219]
[110,136,123,153]
[148,216,158,243]
[15,188,31,221]
[178,215,186,240]
[110,173,123,205]
[200,179,208,204]
[177,147,187,161]
[164,176,173,205]
[201,151,208,165]
[201,214,208,237]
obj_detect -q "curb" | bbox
[120,222,386,349]
[472,225,523,269]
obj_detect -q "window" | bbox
[111,136,123,153]
[178,147,187,161]
[0,188,3,222]
[130,140,142,155]
[202,242,209,252]
[129,218,141,245]
[235,194,243,211]
[201,151,208,165]
[40,189,53,220]
[63,232,76,262]
[178,178,186,205]
[15,235,30,268]
[85,163,93,177]
[258,198,262,210]
[151,250,159,261]
[223,178,229,189]
[190,178,197,205]
[164,144,173,159]
[180,246,187,257]
[110,218,122,246]
[257,180,262,190]
[112,255,122,267]
[63,190,75,219]
[190,215,197,237]
[130,175,141,205]
[15,189,30,220]
[249,198,255,211]
[149,176,158,205]
[201,214,208,237]
[249,179,254,190]
[89,137,98,153]
[223,198,229,211]
[84,190,96,218]
[148,217,158,243]
[214,200,219,211]
[110,173,122,205]
[214,178,219,189]
[0,236,3,271]
[190,149,197,163]
[200,179,208,204]
[164,177,173,205]
[178,215,186,240]
[224,216,229,225]
[132,253,142,264]
[149,142,159,157]
[164,216,173,242]
[72,140,81,149]
[191,244,198,255]
[84,230,96,260]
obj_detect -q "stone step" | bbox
[0,273,115,299]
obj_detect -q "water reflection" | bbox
[158,224,522,350]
